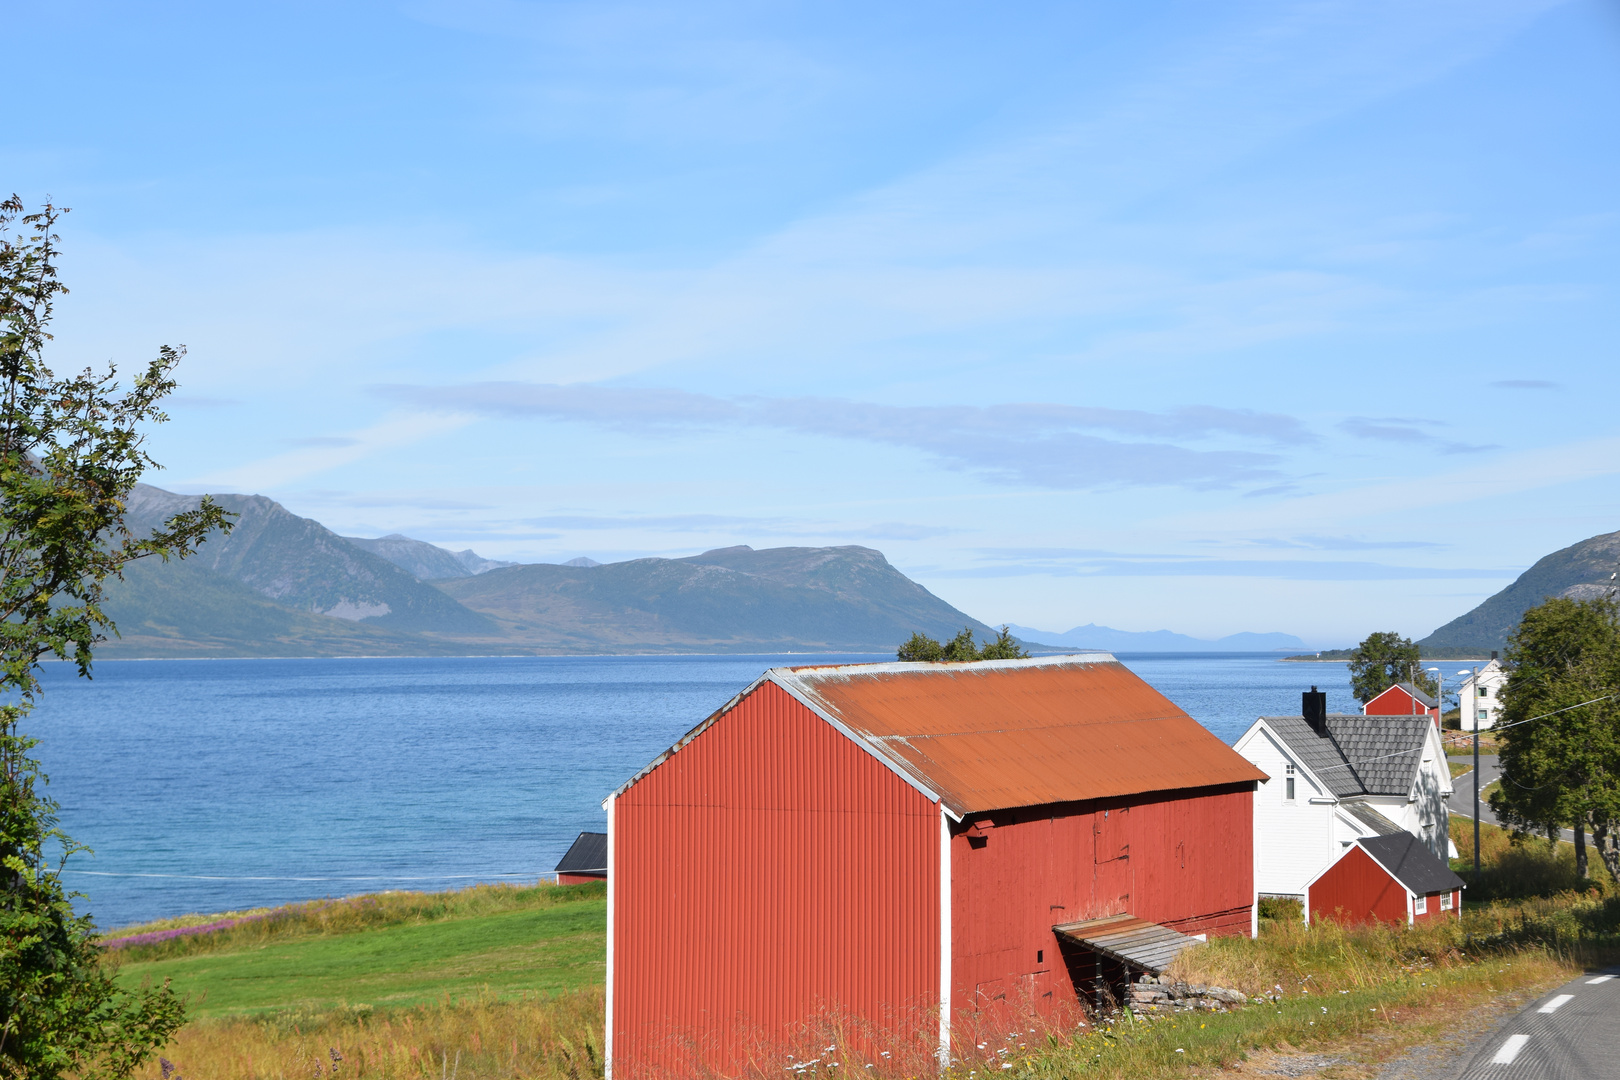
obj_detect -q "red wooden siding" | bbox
[1307,846,1409,925]
[612,681,940,1077]
[1412,888,1461,923]
[557,872,605,885]
[950,785,1255,1019]
[1364,686,1438,719]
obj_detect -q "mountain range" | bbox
[1007,623,1305,653]
[101,484,997,657]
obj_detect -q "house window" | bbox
[1480,686,1489,699]
[1415,894,1427,914]
[1479,709,1488,721]
[1441,892,1453,911]
[1285,762,1295,802]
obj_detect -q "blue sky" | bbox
[11,0,1620,645]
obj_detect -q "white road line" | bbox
[1492,1034,1529,1064]
[1587,975,1615,984]
[1537,994,1574,1014]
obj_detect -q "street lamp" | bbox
[1459,667,1480,878]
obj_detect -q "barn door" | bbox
[1093,807,1132,915]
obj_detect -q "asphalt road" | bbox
[1450,968,1620,1079]
[1446,754,1578,844]
[1446,755,1502,827]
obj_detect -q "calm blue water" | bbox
[25,653,1355,928]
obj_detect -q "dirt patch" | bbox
[1373,985,1542,1080]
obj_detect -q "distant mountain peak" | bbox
[563,557,601,567]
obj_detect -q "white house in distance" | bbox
[1233,687,1454,901]
[1458,657,1506,731]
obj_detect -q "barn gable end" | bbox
[610,679,941,1075]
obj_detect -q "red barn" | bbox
[1363,682,1439,725]
[604,654,1265,1076]
[1305,833,1463,926]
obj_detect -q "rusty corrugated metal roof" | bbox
[771,654,1266,817]
[1052,914,1202,974]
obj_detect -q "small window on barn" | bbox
[1440,892,1453,911]
[1415,894,1427,914]
[1285,762,1295,802]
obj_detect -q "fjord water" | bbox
[29,653,1357,928]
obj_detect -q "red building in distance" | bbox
[1363,682,1440,726]
[604,654,1266,1077]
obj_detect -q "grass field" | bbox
[107,882,608,1079]
[114,900,604,1016]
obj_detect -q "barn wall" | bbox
[557,872,605,886]
[611,681,940,1077]
[1307,847,1409,925]
[949,784,1255,1021]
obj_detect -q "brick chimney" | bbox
[1303,686,1327,734]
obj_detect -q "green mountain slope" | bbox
[435,544,994,652]
[124,485,495,634]
[99,556,442,658]
[1420,529,1620,651]
[343,533,514,580]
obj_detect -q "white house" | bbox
[1234,687,1455,900]
[1458,658,1506,731]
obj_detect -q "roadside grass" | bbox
[1448,816,1613,901]
[1448,760,1470,780]
[935,891,1620,1080]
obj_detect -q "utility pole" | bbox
[1473,665,1481,879]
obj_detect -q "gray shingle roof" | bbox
[1359,833,1465,895]
[1259,714,1431,798]
[1343,803,1403,836]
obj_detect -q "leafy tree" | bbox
[1489,596,1620,881]
[0,198,231,1077]
[897,625,1029,662]
[1346,630,1434,704]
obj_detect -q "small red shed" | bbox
[604,654,1266,1077]
[1305,833,1463,926]
[554,831,607,885]
[1363,682,1439,725]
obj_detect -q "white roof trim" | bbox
[1301,838,1418,898]
[1236,718,1332,800]
[766,672,956,818]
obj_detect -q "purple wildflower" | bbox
[160,1059,175,1080]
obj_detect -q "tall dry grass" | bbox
[138,990,604,1080]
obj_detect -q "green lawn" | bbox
[112,896,605,1018]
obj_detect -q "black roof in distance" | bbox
[555,831,608,875]
[1358,833,1465,895]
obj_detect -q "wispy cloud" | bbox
[377,381,1305,490]
[1338,416,1497,454]
[941,547,1506,581]
[1242,535,1448,551]
[186,412,476,491]
[282,436,360,448]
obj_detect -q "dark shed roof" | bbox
[555,832,608,875]
[1358,833,1465,895]
[1260,713,1432,798]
